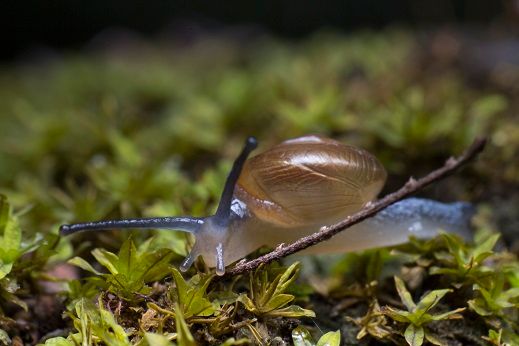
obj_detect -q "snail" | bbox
[60,135,474,275]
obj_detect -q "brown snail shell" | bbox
[235,135,387,228]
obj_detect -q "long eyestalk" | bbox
[180,137,258,275]
[214,136,257,224]
[60,216,204,235]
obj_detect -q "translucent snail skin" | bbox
[60,135,474,275]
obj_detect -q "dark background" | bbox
[2,0,516,61]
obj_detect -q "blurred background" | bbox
[2,0,519,60]
[0,1,518,252]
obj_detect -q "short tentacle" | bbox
[59,216,204,236]
[179,248,198,272]
[215,243,225,276]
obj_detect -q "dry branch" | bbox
[224,137,487,277]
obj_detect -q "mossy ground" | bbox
[0,30,518,345]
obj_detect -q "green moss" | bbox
[0,31,517,345]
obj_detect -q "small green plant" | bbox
[481,328,519,346]
[468,273,519,319]
[382,276,465,346]
[0,195,23,282]
[482,329,505,346]
[166,267,217,319]
[429,232,500,287]
[42,297,131,346]
[0,195,42,313]
[238,262,315,318]
[69,237,174,299]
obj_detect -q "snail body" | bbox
[61,135,474,275]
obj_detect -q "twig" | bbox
[224,137,487,277]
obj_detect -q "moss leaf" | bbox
[394,276,416,311]
[292,326,315,346]
[267,305,316,318]
[68,256,103,275]
[404,324,424,346]
[175,303,196,346]
[0,329,11,346]
[316,330,341,346]
[143,333,174,346]
[415,289,451,312]
[41,336,75,346]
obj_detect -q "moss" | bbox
[0,31,517,345]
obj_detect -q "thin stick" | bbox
[224,137,487,277]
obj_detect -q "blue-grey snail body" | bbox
[60,135,474,275]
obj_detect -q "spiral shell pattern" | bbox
[235,135,387,228]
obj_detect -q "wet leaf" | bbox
[292,326,315,346]
[316,330,340,346]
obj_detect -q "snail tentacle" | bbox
[214,136,257,225]
[215,242,225,275]
[59,216,205,235]
[180,247,198,272]
[179,137,259,274]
